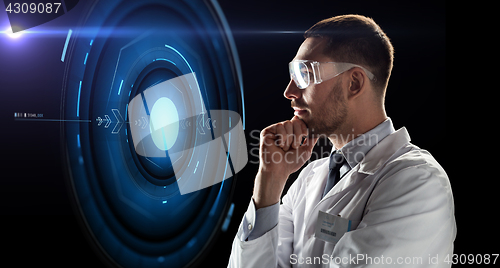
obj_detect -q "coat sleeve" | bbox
[227,187,298,268]
[330,158,456,267]
[227,163,312,268]
[227,199,281,268]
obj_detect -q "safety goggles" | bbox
[289,60,376,89]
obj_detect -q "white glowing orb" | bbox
[149,97,179,151]
[5,26,22,39]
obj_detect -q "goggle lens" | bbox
[289,61,310,89]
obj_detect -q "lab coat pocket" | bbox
[305,236,338,258]
[319,219,359,249]
[348,220,361,230]
[314,219,360,253]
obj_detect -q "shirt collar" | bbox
[333,118,395,169]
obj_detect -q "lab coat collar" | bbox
[309,127,411,182]
[335,118,395,170]
[357,127,411,175]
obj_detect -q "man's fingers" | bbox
[291,116,308,149]
[291,120,303,149]
[283,121,294,151]
[260,125,276,145]
[275,123,287,149]
[261,117,312,152]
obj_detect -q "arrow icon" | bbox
[104,114,112,128]
[111,109,124,134]
[205,118,217,129]
[96,115,111,127]
[197,113,205,135]
[141,116,148,129]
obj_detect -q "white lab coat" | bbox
[228,128,456,267]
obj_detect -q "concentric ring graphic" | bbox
[60,0,246,267]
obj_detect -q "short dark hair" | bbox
[304,14,394,96]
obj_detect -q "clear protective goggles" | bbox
[289,60,376,89]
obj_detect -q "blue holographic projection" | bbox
[60,0,246,267]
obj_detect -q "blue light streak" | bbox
[164,45,193,74]
[125,103,128,121]
[61,29,72,62]
[194,161,199,174]
[154,58,176,65]
[221,203,235,232]
[77,80,82,117]
[118,79,124,95]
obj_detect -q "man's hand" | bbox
[253,116,318,209]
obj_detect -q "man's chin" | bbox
[297,116,328,138]
[302,121,320,138]
[307,130,328,139]
[305,123,334,139]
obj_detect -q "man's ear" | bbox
[347,68,366,100]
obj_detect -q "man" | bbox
[228,15,455,267]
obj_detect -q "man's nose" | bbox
[284,80,301,100]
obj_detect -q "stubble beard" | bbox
[306,78,348,139]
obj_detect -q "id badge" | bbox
[314,210,351,244]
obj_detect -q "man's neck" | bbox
[329,114,387,150]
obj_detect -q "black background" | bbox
[0,0,486,267]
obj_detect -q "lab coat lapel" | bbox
[303,173,356,239]
[301,160,331,259]
[303,159,329,231]
[302,162,353,237]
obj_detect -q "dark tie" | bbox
[322,151,350,198]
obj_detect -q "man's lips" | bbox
[293,107,308,116]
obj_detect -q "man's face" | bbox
[284,37,348,137]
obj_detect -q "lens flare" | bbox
[5,26,22,39]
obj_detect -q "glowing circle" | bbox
[149,97,179,151]
[5,26,22,39]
